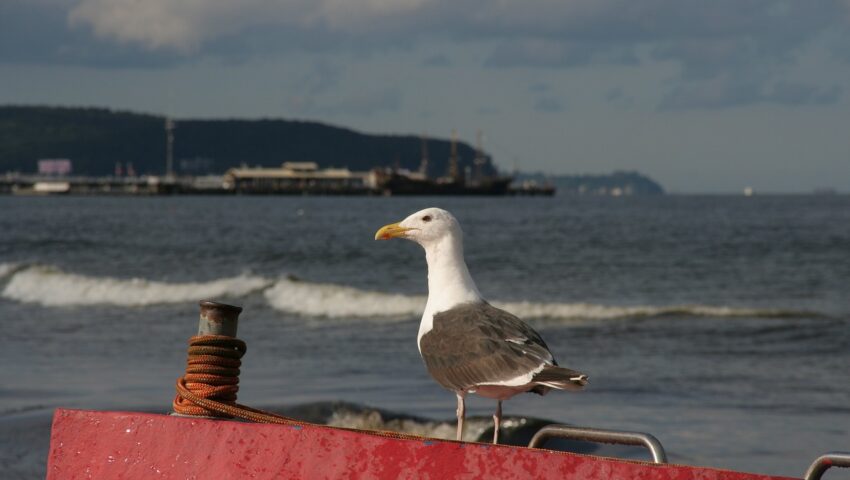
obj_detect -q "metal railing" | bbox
[804,452,850,480]
[528,424,668,464]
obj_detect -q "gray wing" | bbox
[419,302,556,392]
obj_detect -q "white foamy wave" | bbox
[264,277,425,318]
[326,409,492,442]
[0,263,20,280]
[3,266,818,319]
[2,265,273,307]
[493,301,813,320]
[263,278,816,321]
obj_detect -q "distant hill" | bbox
[517,171,665,195]
[0,106,666,195]
[0,106,491,177]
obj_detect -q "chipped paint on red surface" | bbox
[46,409,798,480]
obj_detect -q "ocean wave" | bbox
[1,265,272,307]
[264,277,426,319]
[1,264,820,320]
[491,301,817,321]
[283,401,562,445]
[0,262,20,280]
[263,277,818,321]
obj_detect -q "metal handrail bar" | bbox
[804,452,850,480]
[528,424,668,464]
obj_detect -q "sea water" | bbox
[1,195,848,479]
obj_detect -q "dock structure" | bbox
[1,162,556,196]
[223,162,375,194]
[0,162,377,196]
[0,174,183,195]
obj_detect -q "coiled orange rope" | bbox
[173,335,307,425]
[172,335,429,442]
[172,335,249,418]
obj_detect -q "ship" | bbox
[375,131,528,196]
[374,169,514,196]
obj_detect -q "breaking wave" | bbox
[1,265,272,307]
[0,263,822,320]
[264,277,425,319]
[490,301,817,321]
[263,277,819,321]
[243,401,572,447]
[0,262,20,280]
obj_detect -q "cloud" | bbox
[659,76,843,110]
[293,88,402,116]
[766,82,843,105]
[604,87,634,106]
[422,54,451,67]
[4,0,850,110]
[605,87,624,101]
[484,39,637,68]
[534,97,565,113]
[476,106,501,115]
[69,1,206,53]
[67,0,430,53]
[659,77,762,110]
[295,62,343,96]
[528,83,550,93]
[0,0,181,67]
[58,1,849,58]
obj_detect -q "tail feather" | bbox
[532,365,588,392]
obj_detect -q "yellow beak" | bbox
[375,222,411,240]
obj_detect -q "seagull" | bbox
[375,207,588,444]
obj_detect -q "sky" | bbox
[2,0,850,193]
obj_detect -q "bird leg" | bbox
[492,400,502,444]
[456,392,466,441]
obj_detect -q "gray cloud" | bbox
[766,82,843,106]
[604,87,635,107]
[484,39,637,68]
[659,77,762,110]
[528,83,550,93]
[296,88,403,117]
[659,76,843,110]
[295,62,343,96]
[476,106,501,115]
[534,97,565,113]
[4,0,850,110]
[642,2,844,109]
[422,54,451,67]
[605,87,624,102]
[11,1,842,62]
[0,1,182,68]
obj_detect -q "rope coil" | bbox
[172,333,428,443]
[172,335,248,418]
[171,335,405,433]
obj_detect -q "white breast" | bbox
[417,311,434,352]
[415,217,482,352]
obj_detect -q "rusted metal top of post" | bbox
[197,300,242,337]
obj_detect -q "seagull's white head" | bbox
[376,207,482,337]
[374,207,462,247]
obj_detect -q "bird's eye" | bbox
[422,215,432,222]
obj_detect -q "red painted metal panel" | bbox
[46,409,797,480]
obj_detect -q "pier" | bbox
[0,173,226,195]
[1,167,556,196]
